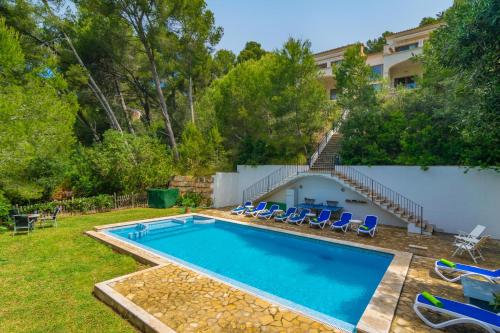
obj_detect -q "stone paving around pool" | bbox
[90,210,500,333]
[111,263,339,333]
[203,209,500,333]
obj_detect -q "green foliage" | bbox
[178,122,226,175]
[0,17,78,203]
[69,131,174,195]
[339,1,499,168]
[176,191,205,207]
[18,194,114,215]
[0,18,24,75]
[334,44,377,111]
[365,31,392,54]
[211,49,236,78]
[0,191,10,221]
[236,41,267,63]
[200,38,331,165]
[421,0,499,167]
[419,15,443,26]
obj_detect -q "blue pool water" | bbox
[107,216,393,331]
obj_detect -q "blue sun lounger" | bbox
[257,204,280,219]
[309,209,331,229]
[414,293,500,332]
[231,201,252,215]
[287,209,310,225]
[245,202,267,217]
[434,260,500,283]
[275,207,296,222]
[357,215,378,237]
[331,212,353,232]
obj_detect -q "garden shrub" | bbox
[0,191,10,221]
[17,194,115,215]
[176,191,206,208]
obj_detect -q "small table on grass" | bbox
[349,219,362,231]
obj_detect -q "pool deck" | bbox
[88,210,500,333]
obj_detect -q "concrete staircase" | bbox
[242,128,433,235]
[310,133,342,170]
[330,166,434,235]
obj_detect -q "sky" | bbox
[206,0,453,54]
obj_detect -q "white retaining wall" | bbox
[213,165,500,238]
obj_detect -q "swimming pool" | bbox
[106,215,394,332]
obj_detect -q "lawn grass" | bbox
[0,207,184,333]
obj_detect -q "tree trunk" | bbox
[143,41,179,160]
[42,0,123,132]
[188,75,195,123]
[115,79,135,135]
[65,33,123,132]
[76,111,101,143]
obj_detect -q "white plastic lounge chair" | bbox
[454,224,486,245]
[413,293,500,333]
[357,215,378,237]
[245,202,267,217]
[275,207,296,222]
[231,201,251,215]
[309,209,331,229]
[434,259,500,283]
[331,212,353,232]
[452,235,490,263]
[257,204,279,219]
[287,209,310,225]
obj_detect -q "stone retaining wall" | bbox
[169,175,213,205]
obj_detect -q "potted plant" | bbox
[182,197,195,213]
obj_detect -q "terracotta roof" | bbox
[314,23,444,57]
[313,43,359,57]
[385,22,444,39]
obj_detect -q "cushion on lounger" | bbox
[422,291,443,308]
[439,259,456,268]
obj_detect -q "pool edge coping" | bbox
[89,212,413,333]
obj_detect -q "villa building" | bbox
[314,23,442,99]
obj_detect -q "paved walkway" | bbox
[111,263,338,332]
[203,209,499,333]
[104,209,499,333]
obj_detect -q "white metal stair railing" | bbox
[242,164,309,202]
[309,129,334,167]
[331,163,427,234]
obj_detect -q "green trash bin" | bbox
[147,188,179,208]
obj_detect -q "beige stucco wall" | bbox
[366,52,383,66]
[388,60,423,86]
[382,47,423,79]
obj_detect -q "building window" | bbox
[394,76,416,89]
[395,42,418,52]
[330,89,337,100]
[331,60,343,67]
[317,63,327,69]
[371,64,383,77]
